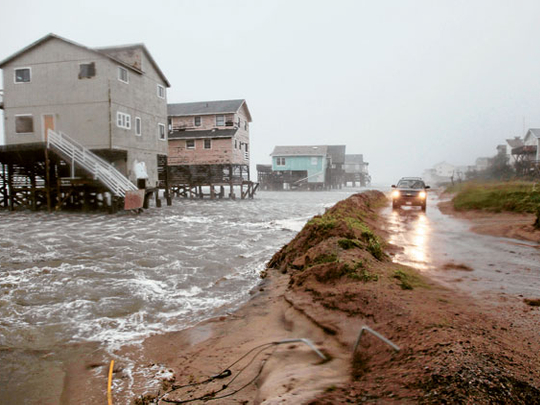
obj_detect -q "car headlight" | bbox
[392,190,400,198]
[419,191,426,199]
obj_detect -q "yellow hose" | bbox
[107,360,114,405]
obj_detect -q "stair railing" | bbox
[47,129,137,197]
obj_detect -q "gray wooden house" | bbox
[0,33,170,210]
[344,154,370,186]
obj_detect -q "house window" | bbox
[116,112,131,129]
[158,123,166,140]
[194,116,201,127]
[234,139,237,149]
[14,68,31,83]
[244,121,247,131]
[216,115,225,126]
[237,117,241,127]
[118,67,128,83]
[311,157,318,165]
[276,157,286,166]
[79,63,96,79]
[157,85,165,99]
[15,115,34,133]
[135,117,142,136]
[245,143,249,152]
[186,139,195,149]
[204,139,212,149]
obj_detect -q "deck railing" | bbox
[47,129,138,197]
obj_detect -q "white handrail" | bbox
[47,129,137,197]
[294,170,324,184]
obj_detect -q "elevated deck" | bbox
[0,141,144,212]
[164,163,258,199]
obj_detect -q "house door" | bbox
[42,114,55,141]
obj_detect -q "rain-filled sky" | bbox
[1,0,540,183]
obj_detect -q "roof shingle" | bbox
[168,100,251,121]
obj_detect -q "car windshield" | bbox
[397,179,425,189]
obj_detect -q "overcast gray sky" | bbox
[1,0,540,183]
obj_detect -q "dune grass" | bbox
[447,181,540,213]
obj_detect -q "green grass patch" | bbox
[348,268,379,282]
[342,260,379,282]
[338,238,362,250]
[448,181,540,213]
[312,253,338,265]
[307,216,338,230]
[393,268,427,290]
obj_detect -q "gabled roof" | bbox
[95,43,170,87]
[327,145,346,164]
[168,99,252,122]
[506,137,523,148]
[524,128,540,140]
[168,128,237,140]
[433,161,455,167]
[345,154,364,164]
[0,33,170,87]
[271,145,328,157]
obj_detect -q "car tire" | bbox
[421,203,426,212]
[392,201,399,210]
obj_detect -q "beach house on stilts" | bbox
[166,99,258,199]
[0,33,170,211]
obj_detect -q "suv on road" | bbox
[391,177,430,211]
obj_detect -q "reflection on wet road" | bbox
[384,193,540,298]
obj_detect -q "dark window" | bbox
[79,63,96,79]
[15,68,31,83]
[235,139,237,149]
[135,117,141,136]
[157,85,165,98]
[118,67,128,83]
[159,124,166,140]
[244,121,247,130]
[277,157,286,166]
[245,143,248,152]
[186,139,195,149]
[204,139,211,149]
[15,116,34,133]
[194,116,201,127]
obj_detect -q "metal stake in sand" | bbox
[274,338,327,361]
[353,326,400,354]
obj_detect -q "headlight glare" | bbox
[392,190,400,198]
[419,191,426,199]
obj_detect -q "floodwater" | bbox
[0,189,365,404]
[385,192,540,298]
[2,188,539,404]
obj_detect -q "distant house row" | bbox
[423,128,540,184]
[257,145,370,190]
[0,33,254,210]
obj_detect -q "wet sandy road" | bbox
[383,192,540,299]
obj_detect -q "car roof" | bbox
[399,177,424,181]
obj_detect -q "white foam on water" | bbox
[0,190,356,399]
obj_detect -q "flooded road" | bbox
[385,192,540,298]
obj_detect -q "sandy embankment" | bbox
[100,191,539,404]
